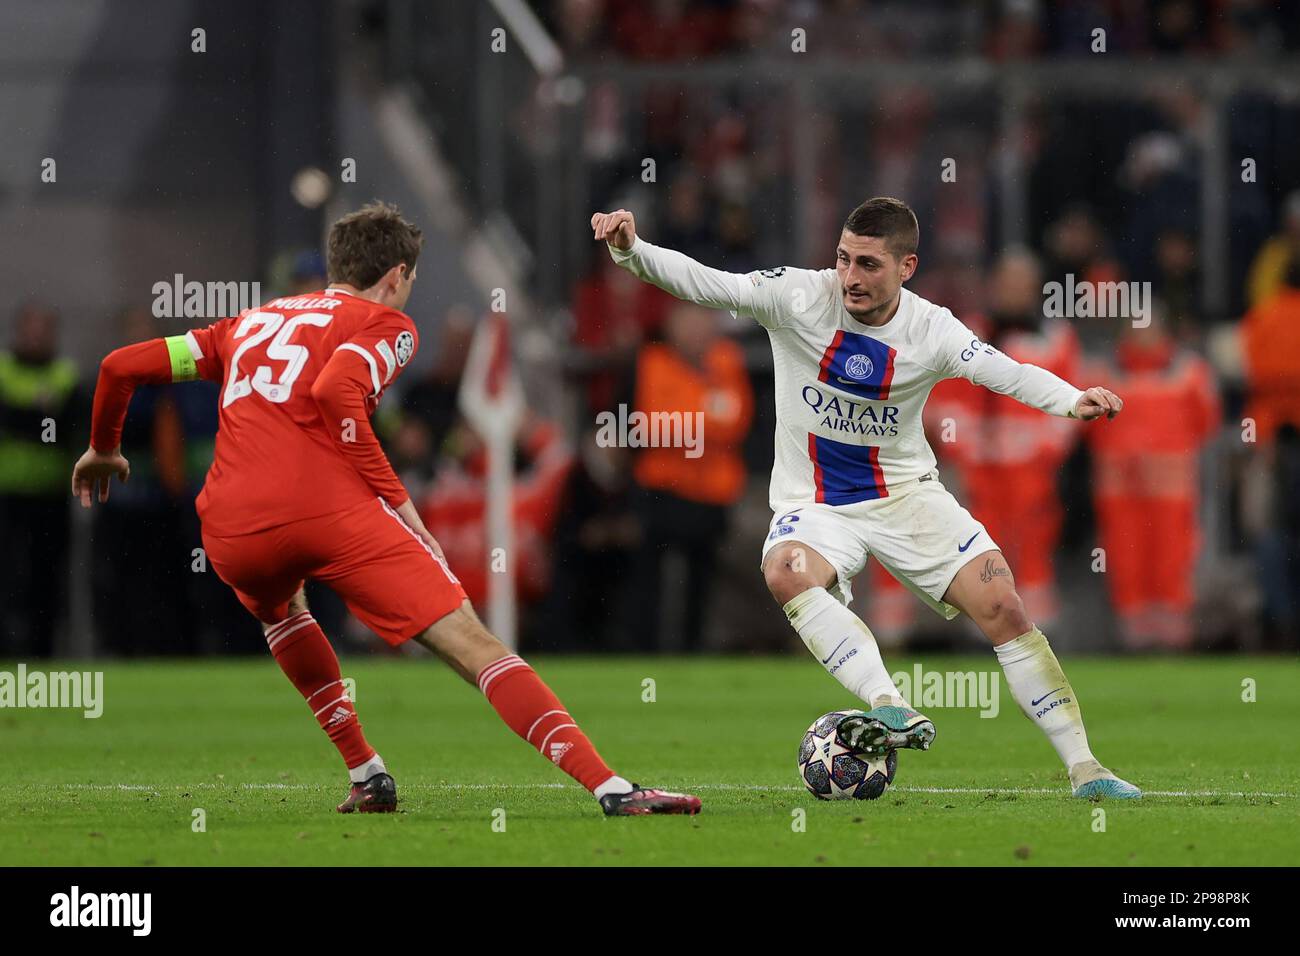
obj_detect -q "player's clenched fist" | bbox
[1072,386,1124,421]
[591,209,637,251]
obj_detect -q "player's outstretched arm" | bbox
[75,326,228,507]
[74,334,193,507]
[590,207,747,313]
[969,351,1123,422]
[939,314,1118,420]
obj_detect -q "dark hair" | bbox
[327,201,424,289]
[843,197,919,258]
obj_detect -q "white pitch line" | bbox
[899,786,1295,798]
[54,782,1297,799]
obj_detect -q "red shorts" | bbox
[202,497,467,645]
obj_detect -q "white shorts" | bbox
[760,470,999,619]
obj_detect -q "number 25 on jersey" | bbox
[223,311,333,408]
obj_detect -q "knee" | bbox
[470,626,511,666]
[262,589,310,635]
[976,588,1032,638]
[449,619,510,669]
[764,561,819,607]
[418,604,513,684]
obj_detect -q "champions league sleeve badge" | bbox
[394,330,415,366]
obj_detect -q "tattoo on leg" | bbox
[979,558,1010,584]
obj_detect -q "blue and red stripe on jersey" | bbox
[808,432,889,504]
[816,330,895,401]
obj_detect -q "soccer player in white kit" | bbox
[591,197,1141,799]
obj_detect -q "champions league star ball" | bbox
[798,710,898,800]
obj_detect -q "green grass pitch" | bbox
[1,655,1295,866]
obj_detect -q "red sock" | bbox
[266,611,376,772]
[477,654,615,792]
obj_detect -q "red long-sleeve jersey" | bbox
[90,288,418,535]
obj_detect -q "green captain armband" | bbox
[164,335,199,382]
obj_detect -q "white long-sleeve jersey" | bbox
[610,237,1085,508]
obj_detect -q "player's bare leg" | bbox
[412,600,700,816]
[259,588,395,813]
[764,541,935,756]
[943,550,1141,798]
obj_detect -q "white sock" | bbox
[784,587,906,708]
[994,627,1096,771]
[593,775,634,799]
[349,753,387,783]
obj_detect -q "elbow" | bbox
[95,345,137,395]
[310,366,348,408]
[311,373,367,430]
[310,375,342,421]
[99,344,133,379]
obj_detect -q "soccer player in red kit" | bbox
[72,202,700,817]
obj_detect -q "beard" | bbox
[843,288,896,322]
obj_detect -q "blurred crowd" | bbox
[4,2,1300,658]
[537,0,1300,61]
[5,190,1299,657]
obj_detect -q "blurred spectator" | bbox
[1153,227,1202,332]
[418,414,574,613]
[986,0,1044,60]
[621,303,754,651]
[1042,204,1124,294]
[570,251,673,414]
[550,0,608,60]
[1241,257,1300,444]
[532,430,641,652]
[731,0,789,55]
[1245,190,1300,309]
[928,248,1081,626]
[608,0,733,60]
[659,171,716,263]
[1239,257,1300,646]
[288,249,328,294]
[400,305,476,473]
[1119,129,1200,283]
[1085,312,1222,650]
[1146,0,1210,54]
[0,302,81,656]
[1215,0,1292,55]
[1239,423,1300,651]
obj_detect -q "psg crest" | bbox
[844,353,874,379]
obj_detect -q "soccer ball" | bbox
[798,710,898,800]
